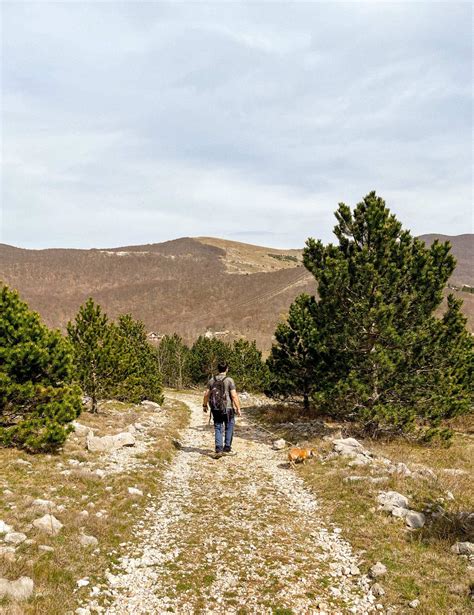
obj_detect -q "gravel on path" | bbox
[91,393,377,614]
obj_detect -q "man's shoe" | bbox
[212,452,223,459]
[222,450,237,456]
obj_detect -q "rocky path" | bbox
[97,393,377,614]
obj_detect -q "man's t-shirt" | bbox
[208,374,236,410]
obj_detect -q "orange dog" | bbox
[288,447,316,465]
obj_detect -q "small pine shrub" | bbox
[0,285,81,452]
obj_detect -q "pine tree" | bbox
[187,336,231,385]
[0,285,81,452]
[267,294,320,410]
[157,334,191,389]
[67,298,113,412]
[229,339,268,392]
[270,192,473,439]
[107,314,163,403]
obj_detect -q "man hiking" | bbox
[203,362,241,459]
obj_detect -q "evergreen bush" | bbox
[107,314,163,404]
[269,192,473,439]
[67,298,114,412]
[0,285,81,452]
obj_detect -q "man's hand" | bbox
[231,389,242,417]
[202,388,210,413]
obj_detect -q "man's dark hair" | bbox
[217,362,228,373]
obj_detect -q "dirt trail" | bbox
[99,393,377,614]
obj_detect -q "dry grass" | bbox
[0,397,189,614]
[250,404,474,614]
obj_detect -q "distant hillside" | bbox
[0,234,472,349]
[418,234,473,286]
[0,237,314,350]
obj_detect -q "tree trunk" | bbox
[303,392,310,413]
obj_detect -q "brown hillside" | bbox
[418,233,473,286]
[0,238,315,349]
[0,235,472,349]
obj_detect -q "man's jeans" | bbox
[214,414,235,452]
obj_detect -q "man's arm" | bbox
[231,389,242,417]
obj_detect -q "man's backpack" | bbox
[209,376,228,420]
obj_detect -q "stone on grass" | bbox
[413,466,437,481]
[79,534,98,548]
[333,437,369,456]
[390,462,412,476]
[391,506,409,519]
[409,599,420,608]
[77,578,90,588]
[377,491,409,513]
[442,468,467,476]
[272,439,286,451]
[451,542,474,556]
[0,546,16,562]
[72,422,92,437]
[86,432,135,453]
[332,438,373,466]
[4,532,27,545]
[38,545,55,553]
[140,400,161,411]
[32,514,63,536]
[0,521,13,534]
[14,459,32,468]
[128,487,143,496]
[405,511,426,529]
[370,562,387,578]
[32,498,55,512]
[0,576,34,601]
[371,583,385,597]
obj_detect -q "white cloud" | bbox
[1,1,472,248]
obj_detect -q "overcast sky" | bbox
[1,1,472,249]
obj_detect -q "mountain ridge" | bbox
[1,234,472,348]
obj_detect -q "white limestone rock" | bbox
[32,498,55,512]
[32,514,63,536]
[451,542,474,556]
[405,511,426,529]
[86,432,135,453]
[0,521,13,534]
[14,459,32,468]
[272,439,286,451]
[79,534,98,548]
[72,422,93,437]
[0,576,34,601]
[4,532,27,545]
[0,546,16,562]
[377,491,409,513]
[333,438,373,463]
[370,562,387,578]
[140,400,161,411]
